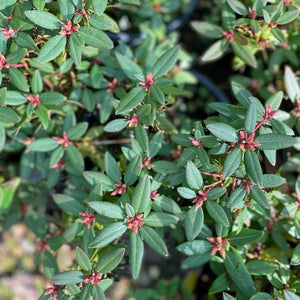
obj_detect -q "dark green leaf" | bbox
[255,133,295,150]
[186,161,203,190]
[209,273,229,295]
[69,33,82,66]
[232,41,257,68]
[139,225,168,256]
[228,229,263,246]
[190,21,223,39]
[76,247,91,271]
[206,201,230,227]
[202,39,229,62]
[38,35,67,63]
[105,152,121,183]
[83,171,114,190]
[132,175,151,213]
[244,151,263,186]
[92,0,108,14]
[177,187,196,199]
[246,260,278,275]
[36,104,49,129]
[40,92,66,104]
[79,26,113,49]
[0,106,20,123]
[129,232,144,279]
[206,122,238,142]
[25,11,62,29]
[67,122,88,140]
[177,240,211,256]
[0,122,5,152]
[227,187,246,208]
[261,174,285,188]
[245,102,257,133]
[88,201,124,219]
[52,271,84,285]
[144,212,179,227]
[116,86,145,114]
[31,70,43,94]
[154,196,181,214]
[250,185,269,209]
[182,252,211,269]
[96,248,125,273]
[224,250,256,298]
[152,46,180,78]
[185,207,204,241]
[116,52,144,81]
[27,138,59,152]
[59,0,75,20]
[9,68,29,92]
[53,194,84,216]
[227,0,248,15]
[89,222,127,248]
[277,10,300,25]
[124,155,142,185]
[223,148,242,178]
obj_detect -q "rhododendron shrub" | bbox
[0,0,300,299]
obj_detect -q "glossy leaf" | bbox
[186,161,203,190]
[152,46,180,78]
[89,222,127,248]
[177,240,211,256]
[177,187,196,199]
[25,11,61,29]
[9,68,29,92]
[246,260,278,275]
[224,250,256,298]
[244,151,263,186]
[232,41,257,68]
[202,39,229,62]
[255,133,295,150]
[129,232,144,279]
[116,52,144,81]
[124,155,142,185]
[227,0,247,16]
[228,229,263,246]
[223,148,242,178]
[139,225,168,256]
[76,247,91,271]
[116,86,145,114]
[132,175,151,214]
[27,138,59,152]
[206,122,238,142]
[250,185,269,209]
[206,201,230,227]
[190,21,223,39]
[79,26,113,49]
[144,212,179,227]
[0,106,20,123]
[88,201,124,219]
[245,102,257,133]
[52,271,84,285]
[185,206,204,241]
[96,248,125,273]
[53,194,84,216]
[38,35,67,63]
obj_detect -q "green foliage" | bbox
[1,0,300,299]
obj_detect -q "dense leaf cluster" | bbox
[0,0,300,299]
